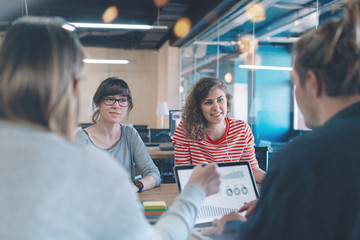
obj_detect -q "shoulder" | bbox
[75,129,92,144]
[174,121,184,132]
[76,129,88,138]
[121,124,141,142]
[268,133,317,173]
[173,121,187,141]
[175,120,184,130]
[227,117,250,132]
[227,117,246,126]
[121,124,137,134]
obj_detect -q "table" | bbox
[146,142,175,160]
[138,184,198,240]
[139,183,178,207]
[147,148,174,159]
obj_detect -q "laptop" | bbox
[174,161,259,239]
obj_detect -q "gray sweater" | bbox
[0,121,204,240]
[76,124,161,186]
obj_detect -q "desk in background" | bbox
[146,142,174,159]
[146,143,175,183]
[147,149,174,159]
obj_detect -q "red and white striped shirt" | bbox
[172,117,260,173]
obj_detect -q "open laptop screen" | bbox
[174,161,259,228]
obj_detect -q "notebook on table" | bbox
[174,161,259,239]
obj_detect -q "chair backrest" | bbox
[78,122,93,129]
[255,146,268,172]
[134,125,150,143]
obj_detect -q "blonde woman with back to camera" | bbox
[0,16,221,240]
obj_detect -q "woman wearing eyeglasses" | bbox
[76,77,161,192]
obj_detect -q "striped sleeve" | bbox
[172,121,192,165]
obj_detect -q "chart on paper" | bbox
[197,205,238,221]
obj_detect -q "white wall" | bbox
[157,41,180,129]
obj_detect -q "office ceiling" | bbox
[0,0,344,50]
[0,0,231,50]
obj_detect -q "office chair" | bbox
[255,146,268,172]
[134,125,150,143]
[78,123,93,129]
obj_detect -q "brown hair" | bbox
[182,77,232,140]
[293,0,360,96]
[0,16,85,139]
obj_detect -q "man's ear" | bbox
[307,70,324,98]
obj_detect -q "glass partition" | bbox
[178,0,342,154]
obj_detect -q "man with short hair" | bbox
[202,0,360,239]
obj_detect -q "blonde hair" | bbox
[0,16,85,139]
[294,0,360,96]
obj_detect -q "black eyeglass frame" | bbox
[103,96,131,107]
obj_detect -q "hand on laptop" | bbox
[201,199,258,236]
[201,211,246,236]
[187,164,221,197]
[238,199,258,218]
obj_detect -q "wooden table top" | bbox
[146,143,174,159]
[138,183,198,240]
[138,183,178,207]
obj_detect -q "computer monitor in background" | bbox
[134,125,150,143]
[150,129,171,143]
[169,110,182,137]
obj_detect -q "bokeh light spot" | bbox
[102,5,119,23]
[153,0,168,7]
[224,73,233,83]
[174,17,192,38]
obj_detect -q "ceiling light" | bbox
[70,22,168,30]
[83,59,132,64]
[239,65,293,71]
[261,37,299,43]
[245,2,266,22]
[61,23,76,31]
[199,68,215,73]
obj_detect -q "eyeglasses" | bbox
[103,97,130,107]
